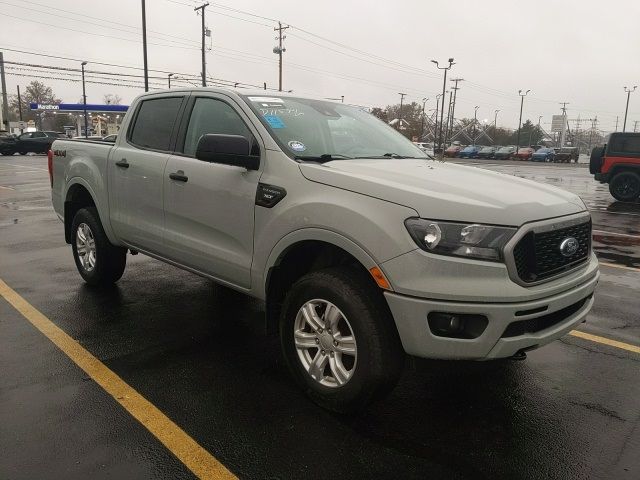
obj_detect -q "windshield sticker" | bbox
[248,96,283,103]
[264,115,286,129]
[288,140,306,152]
[260,107,304,117]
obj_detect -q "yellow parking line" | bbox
[0,278,236,480]
[598,262,640,273]
[569,330,640,355]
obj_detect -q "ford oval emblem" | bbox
[559,237,579,257]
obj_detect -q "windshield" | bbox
[462,146,476,152]
[498,147,512,153]
[480,147,494,152]
[241,95,427,160]
[536,148,552,153]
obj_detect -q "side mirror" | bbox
[195,134,259,170]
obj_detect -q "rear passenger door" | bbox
[162,94,263,289]
[109,94,187,254]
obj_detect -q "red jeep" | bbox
[591,132,640,202]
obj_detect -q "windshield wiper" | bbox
[354,153,417,159]
[295,154,353,163]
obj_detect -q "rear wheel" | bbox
[609,171,640,202]
[280,266,404,413]
[71,207,127,286]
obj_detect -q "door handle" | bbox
[115,159,129,168]
[169,172,188,182]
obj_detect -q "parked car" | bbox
[50,88,598,413]
[0,132,18,155]
[515,147,535,161]
[412,142,434,157]
[458,145,482,159]
[555,147,579,163]
[15,131,65,154]
[476,146,499,159]
[494,145,516,159]
[532,147,555,162]
[444,145,462,157]
[591,132,640,201]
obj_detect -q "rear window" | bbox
[129,97,184,151]
[609,135,640,155]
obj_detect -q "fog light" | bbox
[428,312,488,339]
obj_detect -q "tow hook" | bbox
[509,350,528,361]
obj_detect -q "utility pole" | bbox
[559,102,569,147]
[141,0,149,91]
[274,22,289,92]
[17,85,23,133]
[448,78,463,139]
[0,52,9,132]
[493,110,500,145]
[530,115,542,145]
[195,3,209,87]
[615,116,619,132]
[588,117,597,151]
[168,73,174,88]
[81,61,88,138]
[623,86,637,132]
[431,58,455,153]
[634,120,639,133]
[444,90,453,145]
[397,92,407,132]
[516,89,530,153]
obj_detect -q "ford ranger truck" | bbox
[50,89,599,413]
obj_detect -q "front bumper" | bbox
[384,268,598,360]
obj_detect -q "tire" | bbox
[19,150,27,155]
[71,207,127,286]
[609,171,640,202]
[280,266,404,413]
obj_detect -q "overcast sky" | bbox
[1,0,639,131]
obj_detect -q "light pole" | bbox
[168,73,174,88]
[516,89,530,153]
[623,86,637,132]
[81,61,88,138]
[431,58,455,153]
[141,0,149,91]
[472,106,479,144]
[398,92,407,132]
[530,115,542,145]
[434,93,444,145]
[420,97,428,140]
[493,110,500,145]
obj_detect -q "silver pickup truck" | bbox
[50,89,599,412]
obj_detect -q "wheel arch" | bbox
[63,179,117,245]
[263,229,391,334]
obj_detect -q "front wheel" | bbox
[71,207,127,286]
[609,171,640,202]
[280,267,404,413]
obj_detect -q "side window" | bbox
[19,133,32,140]
[32,132,46,138]
[183,98,253,157]
[129,97,184,151]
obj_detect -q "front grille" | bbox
[513,220,591,283]
[501,295,591,338]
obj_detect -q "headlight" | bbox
[404,218,517,262]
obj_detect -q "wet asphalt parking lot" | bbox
[1,155,639,480]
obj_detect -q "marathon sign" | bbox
[29,103,129,113]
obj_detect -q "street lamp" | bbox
[493,110,500,145]
[420,97,429,140]
[434,93,445,144]
[516,89,530,153]
[168,73,174,88]
[472,106,479,145]
[431,58,455,153]
[623,86,637,132]
[81,61,88,138]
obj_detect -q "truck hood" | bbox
[299,159,586,226]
